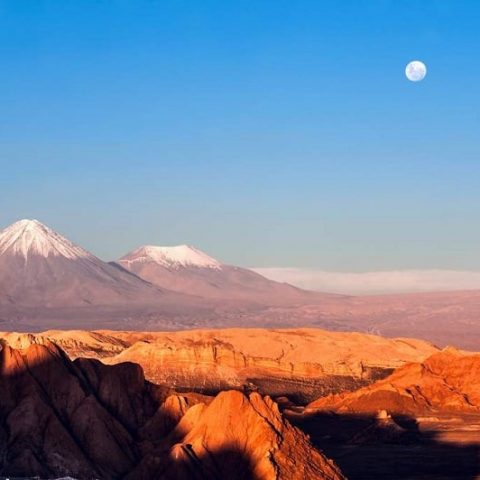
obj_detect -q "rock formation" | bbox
[99,328,439,402]
[307,348,480,414]
[1,328,438,403]
[127,390,345,480]
[0,338,343,479]
[0,338,166,478]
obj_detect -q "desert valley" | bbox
[0,219,480,479]
[4,1,479,478]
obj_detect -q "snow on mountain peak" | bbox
[0,219,92,260]
[121,244,223,269]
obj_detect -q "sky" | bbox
[1,1,480,270]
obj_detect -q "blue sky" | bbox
[1,1,479,270]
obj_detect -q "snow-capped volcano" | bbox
[0,219,334,330]
[0,219,168,309]
[0,219,91,260]
[117,244,322,304]
[120,244,223,270]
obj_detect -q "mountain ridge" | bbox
[0,219,164,307]
[307,348,480,414]
[0,338,345,479]
[117,242,332,304]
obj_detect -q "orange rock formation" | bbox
[0,338,343,479]
[307,348,480,414]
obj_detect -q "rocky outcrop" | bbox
[102,328,438,402]
[0,338,167,478]
[128,390,345,480]
[307,348,480,414]
[0,339,343,479]
[0,328,438,404]
[0,330,129,358]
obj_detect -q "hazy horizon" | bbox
[2,1,480,270]
[4,217,480,296]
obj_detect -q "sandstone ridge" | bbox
[307,348,480,414]
[0,339,343,479]
[1,328,439,403]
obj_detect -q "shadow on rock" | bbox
[290,410,480,480]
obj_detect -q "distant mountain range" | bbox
[2,219,480,350]
[0,219,164,307]
[117,244,325,303]
[0,219,335,331]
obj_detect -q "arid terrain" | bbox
[2,219,480,350]
[1,328,438,402]
[1,328,480,479]
[2,220,480,479]
[0,336,344,479]
[3,0,477,478]
[296,348,480,479]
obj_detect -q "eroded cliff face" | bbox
[0,339,343,480]
[102,328,439,403]
[307,348,480,415]
[0,328,438,404]
[127,390,345,480]
[0,330,129,358]
[0,338,167,479]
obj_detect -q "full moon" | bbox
[405,60,427,82]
